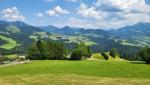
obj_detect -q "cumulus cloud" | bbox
[46,6,69,16]
[1,7,25,21]
[35,12,44,17]
[53,6,69,14]
[75,0,150,29]
[78,3,104,19]
[95,0,150,13]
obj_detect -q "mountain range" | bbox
[0,20,150,55]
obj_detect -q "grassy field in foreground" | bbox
[0,60,150,85]
[0,35,18,49]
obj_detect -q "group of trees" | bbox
[27,40,67,60]
[27,40,92,60]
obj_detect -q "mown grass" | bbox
[0,60,150,78]
[0,35,18,49]
[0,74,150,85]
[0,60,150,85]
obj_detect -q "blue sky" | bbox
[0,0,150,29]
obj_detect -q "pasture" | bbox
[0,35,18,49]
[0,60,150,85]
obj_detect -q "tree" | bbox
[70,43,92,60]
[36,40,47,59]
[139,46,150,64]
[76,43,92,58]
[70,49,82,60]
[27,44,40,60]
[48,42,67,60]
[109,48,119,58]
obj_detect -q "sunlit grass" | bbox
[0,35,18,49]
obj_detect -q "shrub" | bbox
[92,53,105,60]
[101,52,109,60]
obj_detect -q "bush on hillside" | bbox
[92,53,105,60]
[101,52,109,60]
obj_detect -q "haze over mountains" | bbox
[0,20,150,55]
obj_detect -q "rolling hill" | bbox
[108,22,150,47]
[0,20,48,53]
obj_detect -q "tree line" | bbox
[1,39,150,64]
[27,40,92,60]
[26,40,150,63]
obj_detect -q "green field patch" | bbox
[48,33,97,46]
[5,54,18,59]
[121,40,139,47]
[6,25,20,33]
[30,35,38,40]
[0,35,18,49]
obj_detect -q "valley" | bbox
[0,21,150,85]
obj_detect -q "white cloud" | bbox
[35,12,44,17]
[46,6,69,16]
[74,0,150,29]
[1,7,25,21]
[45,0,150,29]
[46,10,56,16]
[53,6,69,14]
[95,0,150,13]
[78,3,103,19]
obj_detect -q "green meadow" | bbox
[0,60,150,85]
[0,35,18,49]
